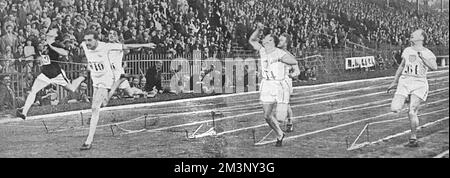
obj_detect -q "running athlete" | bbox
[278,33,300,132]
[387,29,438,147]
[79,31,156,150]
[16,29,87,120]
[249,23,299,147]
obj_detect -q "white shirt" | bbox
[259,47,288,80]
[81,41,123,78]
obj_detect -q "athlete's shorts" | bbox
[395,75,429,101]
[91,72,115,89]
[35,70,69,87]
[260,79,290,104]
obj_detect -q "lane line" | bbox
[212,92,448,138]
[125,89,449,136]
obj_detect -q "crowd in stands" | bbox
[0,0,448,113]
[0,0,447,62]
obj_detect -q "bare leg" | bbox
[286,105,294,132]
[408,94,422,141]
[81,87,108,150]
[287,105,293,124]
[20,77,49,118]
[262,103,284,140]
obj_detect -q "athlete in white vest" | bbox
[79,31,155,150]
[387,29,438,148]
[249,23,299,147]
[103,30,135,104]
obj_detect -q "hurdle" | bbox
[347,109,449,151]
[186,111,220,139]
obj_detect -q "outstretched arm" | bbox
[249,23,264,51]
[123,43,157,50]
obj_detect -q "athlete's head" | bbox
[83,30,99,50]
[262,34,279,48]
[108,30,119,43]
[278,33,292,50]
[409,29,427,45]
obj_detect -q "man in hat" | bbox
[16,28,88,120]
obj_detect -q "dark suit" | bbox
[145,66,163,92]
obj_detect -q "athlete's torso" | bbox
[401,46,435,79]
[40,43,64,78]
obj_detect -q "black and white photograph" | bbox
[0,0,448,165]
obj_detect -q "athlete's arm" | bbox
[249,23,263,51]
[418,51,438,71]
[48,44,69,56]
[123,43,157,50]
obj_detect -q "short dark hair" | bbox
[84,30,100,40]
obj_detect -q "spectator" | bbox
[0,45,17,73]
[0,24,19,54]
[307,66,317,81]
[376,54,386,70]
[145,60,163,93]
[298,66,308,82]
[36,85,58,106]
[129,76,147,98]
[393,49,403,66]
[0,75,21,111]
